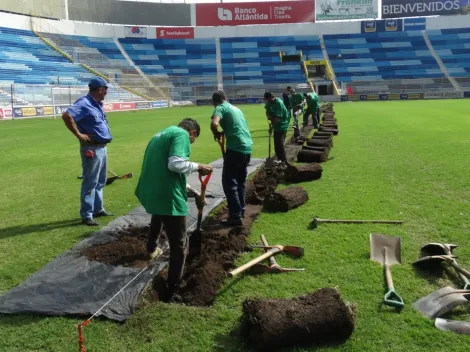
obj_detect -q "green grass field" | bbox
[1,100,470,351]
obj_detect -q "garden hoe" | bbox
[312,218,404,228]
[370,233,404,309]
[250,235,305,274]
[229,244,304,278]
[105,170,134,186]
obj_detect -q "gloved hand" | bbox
[213,131,224,141]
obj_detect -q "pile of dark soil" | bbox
[170,169,278,306]
[263,186,309,212]
[302,145,328,152]
[83,225,167,269]
[322,122,338,129]
[284,163,323,183]
[241,288,356,351]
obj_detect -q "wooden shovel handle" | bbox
[261,235,278,267]
[384,248,395,290]
[448,261,470,279]
[229,247,282,277]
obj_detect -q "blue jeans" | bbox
[80,145,107,220]
[222,150,251,220]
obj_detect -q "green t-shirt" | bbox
[290,93,304,107]
[265,98,290,132]
[306,93,320,111]
[135,126,191,216]
[212,102,253,155]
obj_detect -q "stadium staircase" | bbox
[422,31,461,91]
[427,28,470,90]
[32,24,155,101]
[319,35,340,94]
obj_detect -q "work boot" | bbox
[93,210,115,217]
[147,247,163,260]
[221,218,243,227]
[82,218,99,226]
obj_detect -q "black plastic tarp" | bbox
[0,158,263,322]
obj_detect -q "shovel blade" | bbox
[120,172,134,179]
[421,243,458,256]
[370,233,401,265]
[265,158,274,170]
[413,286,470,319]
[435,318,470,335]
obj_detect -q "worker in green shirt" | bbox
[211,91,253,226]
[264,91,290,166]
[289,88,305,136]
[303,92,320,128]
[135,118,213,301]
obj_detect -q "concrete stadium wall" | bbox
[67,0,191,26]
[0,11,469,39]
[0,0,66,19]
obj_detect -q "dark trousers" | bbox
[147,215,187,289]
[222,150,251,220]
[274,131,288,164]
[303,108,319,128]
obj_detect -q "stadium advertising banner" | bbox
[404,18,426,31]
[156,27,194,39]
[465,91,470,98]
[424,91,464,99]
[316,0,378,20]
[341,93,423,101]
[382,0,470,19]
[361,19,403,33]
[125,26,148,38]
[305,59,327,65]
[195,1,315,26]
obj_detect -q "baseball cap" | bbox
[88,77,108,89]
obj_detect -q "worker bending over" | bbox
[264,92,290,167]
[303,91,320,128]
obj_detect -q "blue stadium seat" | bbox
[324,31,443,83]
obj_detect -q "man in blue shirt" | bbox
[62,77,114,226]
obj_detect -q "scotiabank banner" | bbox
[195,1,315,26]
[382,0,470,18]
[157,27,194,39]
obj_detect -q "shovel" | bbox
[419,243,470,289]
[251,235,305,274]
[265,124,274,171]
[413,286,470,319]
[229,244,304,278]
[435,318,470,335]
[413,255,470,280]
[370,233,404,309]
[216,134,225,158]
[189,172,212,249]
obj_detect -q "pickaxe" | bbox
[229,243,304,278]
[250,235,305,274]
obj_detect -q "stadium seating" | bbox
[0,27,92,87]
[324,31,443,84]
[427,28,470,88]
[220,35,323,88]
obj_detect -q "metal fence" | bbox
[0,84,148,107]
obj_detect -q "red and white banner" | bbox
[0,108,12,119]
[195,1,315,26]
[157,27,195,39]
